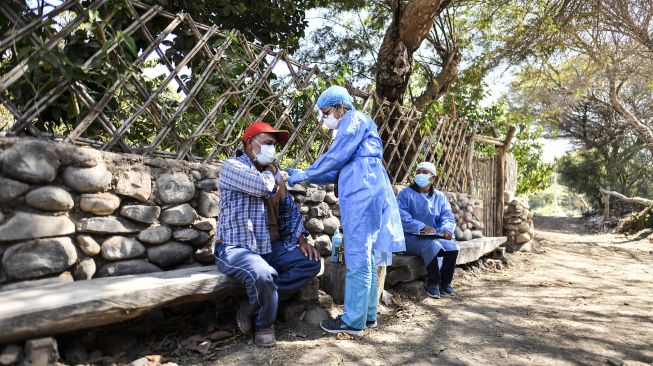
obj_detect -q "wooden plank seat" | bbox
[0,266,242,344]
[386,236,507,286]
[0,237,505,343]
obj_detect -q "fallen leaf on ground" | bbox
[207,331,231,341]
[186,335,206,343]
[335,333,353,340]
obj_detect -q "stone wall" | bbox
[446,192,485,241]
[391,185,485,241]
[287,184,341,257]
[0,138,493,288]
[0,138,220,288]
[502,192,535,252]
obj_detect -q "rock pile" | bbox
[503,194,535,252]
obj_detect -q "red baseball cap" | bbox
[242,121,290,144]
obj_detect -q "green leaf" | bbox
[122,34,138,57]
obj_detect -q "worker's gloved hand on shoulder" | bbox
[286,168,306,186]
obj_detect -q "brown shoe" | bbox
[236,300,254,335]
[254,325,276,347]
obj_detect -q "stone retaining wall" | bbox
[0,138,221,288]
[446,192,485,240]
[0,138,491,288]
[287,183,341,257]
[391,185,485,240]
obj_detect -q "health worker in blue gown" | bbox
[286,85,405,335]
[396,162,459,299]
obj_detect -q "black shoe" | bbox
[366,319,378,328]
[320,316,363,335]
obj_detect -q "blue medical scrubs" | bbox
[397,185,459,268]
[302,109,405,329]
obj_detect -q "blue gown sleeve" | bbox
[397,189,426,234]
[303,112,368,182]
[436,192,456,234]
[308,170,339,184]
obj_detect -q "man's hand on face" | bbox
[298,235,320,261]
[420,226,436,234]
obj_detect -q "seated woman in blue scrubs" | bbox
[396,162,459,298]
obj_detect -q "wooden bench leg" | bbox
[377,266,387,302]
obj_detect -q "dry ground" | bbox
[124,215,653,366]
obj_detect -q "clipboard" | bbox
[417,233,447,239]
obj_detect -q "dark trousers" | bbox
[215,241,321,329]
[426,249,459,286]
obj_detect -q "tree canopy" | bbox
[4,0,652,197]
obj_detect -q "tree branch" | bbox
[600,187,653,206]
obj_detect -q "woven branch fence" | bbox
[2,0,473,191]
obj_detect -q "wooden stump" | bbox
[320,261,347,304]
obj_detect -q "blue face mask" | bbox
[415,173,432,188]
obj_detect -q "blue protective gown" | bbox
[397,185,459,266]
[303,110,405,269]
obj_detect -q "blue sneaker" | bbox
[366,319,378,328]
[320,316,364,335]
[440,284,455,295]
[425,283,441,298]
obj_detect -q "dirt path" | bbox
[176,215,653,366]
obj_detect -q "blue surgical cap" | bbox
[317,86,355,110]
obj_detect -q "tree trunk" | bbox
[374,0,460,181]
[375,0,443,105]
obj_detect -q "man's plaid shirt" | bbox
[216,151,306,254]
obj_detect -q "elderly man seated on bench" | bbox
[214,122,321,347]
[396,162,459,299]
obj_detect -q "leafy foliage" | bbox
[141,0,322,52]
[558,145,653,207]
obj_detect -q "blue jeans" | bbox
[341,253,378,330]
[215,241,321,329]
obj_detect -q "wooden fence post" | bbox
[466,133,476,195]
[495,127,516,236]
[495,152,505,236]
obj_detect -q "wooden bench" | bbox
[1,238,505,343]
[320,236,507,301]
[0,267,242,343]
[386,236,508,285]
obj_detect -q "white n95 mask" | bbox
[323,114,340,130]
[254,140,276,166]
